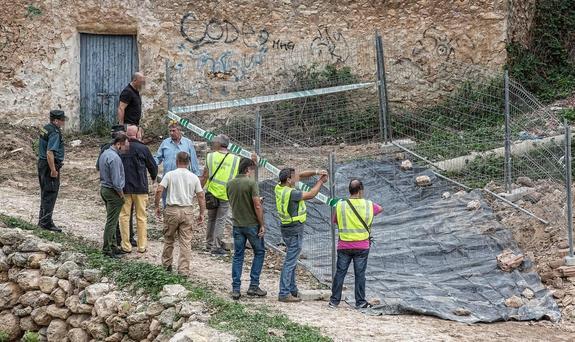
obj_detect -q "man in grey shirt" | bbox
[99,133,130,258]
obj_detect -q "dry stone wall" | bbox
[0,225,235,342]
[1,0,513,130]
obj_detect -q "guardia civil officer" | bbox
[37,110,67,232]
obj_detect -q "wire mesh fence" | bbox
[166,32,574,283]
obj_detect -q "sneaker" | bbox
[211,248,227,256]
[278,294,302,303]
[356,302,373,309]
[247,286,267,297]
[328,302,338,309]
[231,291,241,300]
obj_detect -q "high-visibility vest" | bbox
[274,184,307,225]
[206,151,240,201]
[336,198,374,241]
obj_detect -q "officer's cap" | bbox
[49,110,67,120]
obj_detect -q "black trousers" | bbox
[37,159,62,228]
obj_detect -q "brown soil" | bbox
[2,121,575,341]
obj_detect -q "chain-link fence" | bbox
[166,32,574,283]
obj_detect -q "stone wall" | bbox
[0,225,234,342]
[1,0,510,130]
[507,0,537,48]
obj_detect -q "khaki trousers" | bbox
[162,205,194,274]
[119,194,148,252]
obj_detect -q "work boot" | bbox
[231,291,241,300]
[211,248,227,256]
[278,294,302,303]
[41,225,62,233]
[104,251,124,259]
[247,286,267,297]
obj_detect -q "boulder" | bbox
[146,302,165,317]
[58,251,87,265]
[31,306,52,326]
[126,312,148,324]
[66,295,93,314]
[170,321,237,342]
[68,269,83,287]
[20,315,39,331]
[28,252,48,268]
[40,259,60,276]
[149,319,161,335]
[159,296,179,307]
[46,304,71,320]
[415,175,431,187]
[38,276,59,294]
[178,302,203,317]
[8,252,29,267]
[85,283,110,304]
[105,332,124,342]
[67,314,91,328]
[505,295,524,308]
[83,269,102,283]
[58,279,72,293]
[128,322,150,341]
[0,282,23,309]
[12,304,32,317]
[15,269,41,290]
[20,290,51,308]
[84,319,109,341]
[56,260,80,279]
[159,284,189,299]
[52,288,68,306]
[94,293,119,319]
[158,307,176,327]
[106,315,128,333]
[497,249,524,272]
[0,311,21,341]
[68,328,90,342]
[47,319,68,341]
[0,229,26,246]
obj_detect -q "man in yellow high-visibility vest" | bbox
[329,179,383,310]
[275,167,328,302]
[200,134,241,256]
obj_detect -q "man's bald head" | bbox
[131,72,146,90]
[349,179,364,196]
[126,125,139,139]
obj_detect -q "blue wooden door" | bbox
[80,34,138,131]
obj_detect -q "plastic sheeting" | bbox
[260,158,560,323]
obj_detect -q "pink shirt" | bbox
[334,202,383,250]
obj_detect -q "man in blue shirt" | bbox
[37,110,67,232]
[155,122,200,206]
[99,133,130,258]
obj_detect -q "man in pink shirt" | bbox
[329,179,383,309]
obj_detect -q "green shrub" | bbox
[21,331,39,342]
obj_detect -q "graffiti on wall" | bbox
[411,26,476,65]
[310,26,350,62]
[180,12,269,50]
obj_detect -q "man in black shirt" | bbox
[118,72,145,127]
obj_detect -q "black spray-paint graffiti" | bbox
[310,26,349,62]
[193,47,269,82]
[411,26,476,65]
[272,39,295,51]
[180,12,269,50]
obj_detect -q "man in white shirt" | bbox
[155,152,206,275]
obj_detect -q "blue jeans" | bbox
[278,230,304,299]
[232,226,266,292]
[330,249,369,307]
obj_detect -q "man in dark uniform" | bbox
[37,109,67,232]
[117,72,145,135]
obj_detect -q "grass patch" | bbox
[0,214,330,342]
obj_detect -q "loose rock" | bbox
[128,322,150,340]
[19,290,51,308]
[67,314,91,328]
[94,293,119,319]
[466,200,481,211]
[158,307,176,327]
[56,260,80,279]
[83,269,102,283]
[497,249,524,272]
[0,282,23,309]
[15,269,41,290]
[453,308,471,316]
[85,283,111,304]
[38,276,59,294]
[415,175,431,187]
[400,160,413,171]
[46,303,71,320]
[505,295,524,308]
[146,302,165,317]
[159,284,189,299]
[47,319,68,341]
[68,328,90,342]
[0,311,20,341]
[522,288,535,300]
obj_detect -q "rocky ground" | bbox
[2,121,575,341]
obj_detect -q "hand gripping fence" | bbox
[167,111,341,207]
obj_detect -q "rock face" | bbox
[0,0,510,130]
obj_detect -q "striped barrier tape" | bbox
[167,111,340,207]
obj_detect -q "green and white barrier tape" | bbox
[167,111,340,207]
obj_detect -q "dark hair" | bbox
[238,157,256,175]
[112,133,128,145]
[349,179,364,195]
[279,168,295,183]
[176,151,190,164]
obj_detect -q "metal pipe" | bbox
[255,109,262,183]
[564,119,574,257]
[504,70,512,193]
[329,152,337,282]
[375,32,389,143]
[482,189,549,225]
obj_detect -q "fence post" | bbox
[165,60,172,111]
[329,152,337,281]
[255,109,262,183]
[504,70,512,193]
[375,32,391,143]
[565,119,575,264]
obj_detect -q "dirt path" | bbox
[2,147,575,341]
